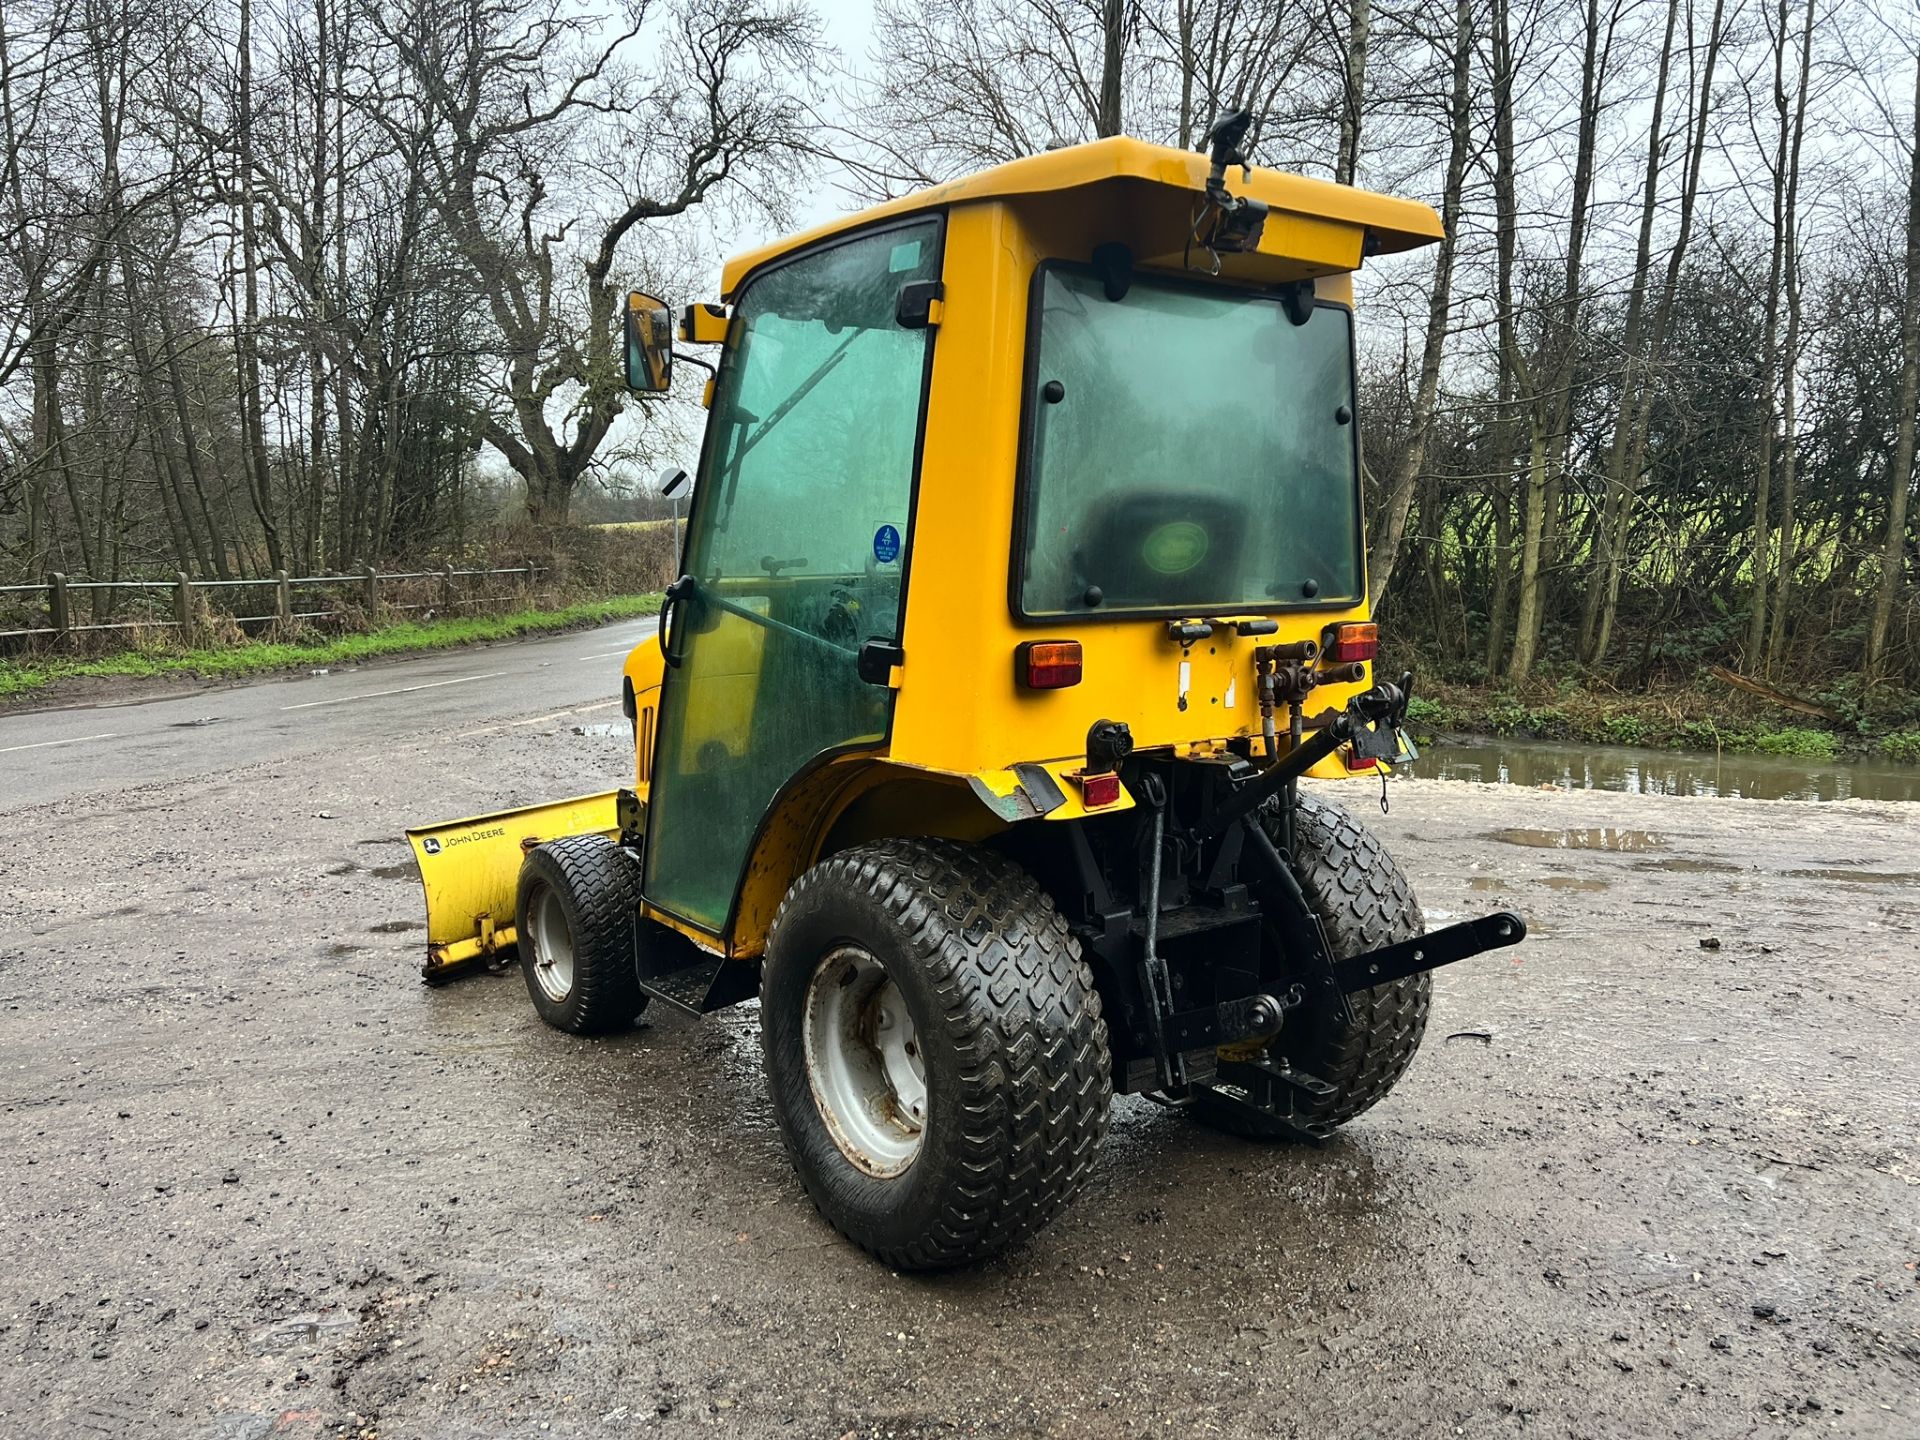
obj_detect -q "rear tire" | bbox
[761,838,1111,1270]
[515,834,647,1034]
[1192,790,1430,1141]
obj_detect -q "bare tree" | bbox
[1867,52,1920,676]
[379,0,821,525]
[1582,0,1727,667]
[1366,0,1472,610]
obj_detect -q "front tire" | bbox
[1192,790,1430,1141]
[761,838,1111,1269]
[515,834,646,1034]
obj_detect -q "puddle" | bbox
[368,919,423,933]
[327,862,358,877]
[1410,735,1920,802]
[1540,876,1610,892]
[327,942,368,957]
[1467,877,1512,892]
[169,716,221,728]
[1782,869,1920,886]
[572,723,623,738]
[1486,827,1666,852]
[354,837,406,847]
[1636,857,1741,874]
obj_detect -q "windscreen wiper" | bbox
[734,327,867,464]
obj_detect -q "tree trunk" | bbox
[1867,56,1920,677]
[156,298,234,579]
[1580,0,1679,663]
[1366,0,1471,610]
[1508,0,1602,684]
[1590,0,1725,666]
[1745,0,1797,666]
[1334,0,1369,187]
[1763,0,1814,675]
[1097,0,1124,137]
[235,0,284,574]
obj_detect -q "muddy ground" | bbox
[2,707,1916,1438]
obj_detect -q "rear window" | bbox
[1015,266,1364,619]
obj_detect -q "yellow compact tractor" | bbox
[410,116,1526,1269]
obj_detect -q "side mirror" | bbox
[623,292,673,394]
[657,466,691,500]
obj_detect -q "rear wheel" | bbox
[1192,790,1430,1141]
[515,834,646,1034]
[761,838,1111,1269]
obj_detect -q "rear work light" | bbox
[1326,622,1379,664]
[1016,640,1083,689]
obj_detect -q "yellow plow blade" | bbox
[404,791,621,983]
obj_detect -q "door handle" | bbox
[659,575,697,668]
[857,639,905,686]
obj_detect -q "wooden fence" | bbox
[0,564,544,647]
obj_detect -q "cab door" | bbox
[643,220,944,934]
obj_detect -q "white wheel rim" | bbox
[528,885,575,1002]
[802,945,926,1177]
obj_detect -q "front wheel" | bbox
[515,834,646,1034]
[1191,790,1430,1141]
[761,838,1111,1270]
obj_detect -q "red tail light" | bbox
[1327,622,1378,663]
[1078,772,1122,807]
[1016,640,1082,689]
[1345,748,1379,772]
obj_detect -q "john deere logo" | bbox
[423,838,442,855]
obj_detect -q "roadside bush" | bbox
[1881,730,1920,764]
[1672,720,1723,751]
[1600,712,1650,746]
[1486,701,1531,735]
[1748,727,1839,760]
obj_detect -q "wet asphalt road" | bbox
[0,617,661,809]
[1,625,1917,1439]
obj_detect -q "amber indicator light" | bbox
[1016,640,1083,689]
[1327,622,1379,663]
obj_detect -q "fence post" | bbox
[174,572,194,641]
[440,564,455,613]
[48,572,69,644]
[361,563,378,613]
[275,569,292,626]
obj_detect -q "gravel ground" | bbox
[2,707,1916,1439]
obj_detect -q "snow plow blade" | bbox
[405,791,622,984]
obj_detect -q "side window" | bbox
[692,224,942,607]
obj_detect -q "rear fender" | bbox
[723,757,1137,959]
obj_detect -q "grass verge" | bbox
[0,593,662,700]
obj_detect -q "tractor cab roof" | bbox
[721,136,1444,299]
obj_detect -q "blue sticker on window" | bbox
[873,524,901,564]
